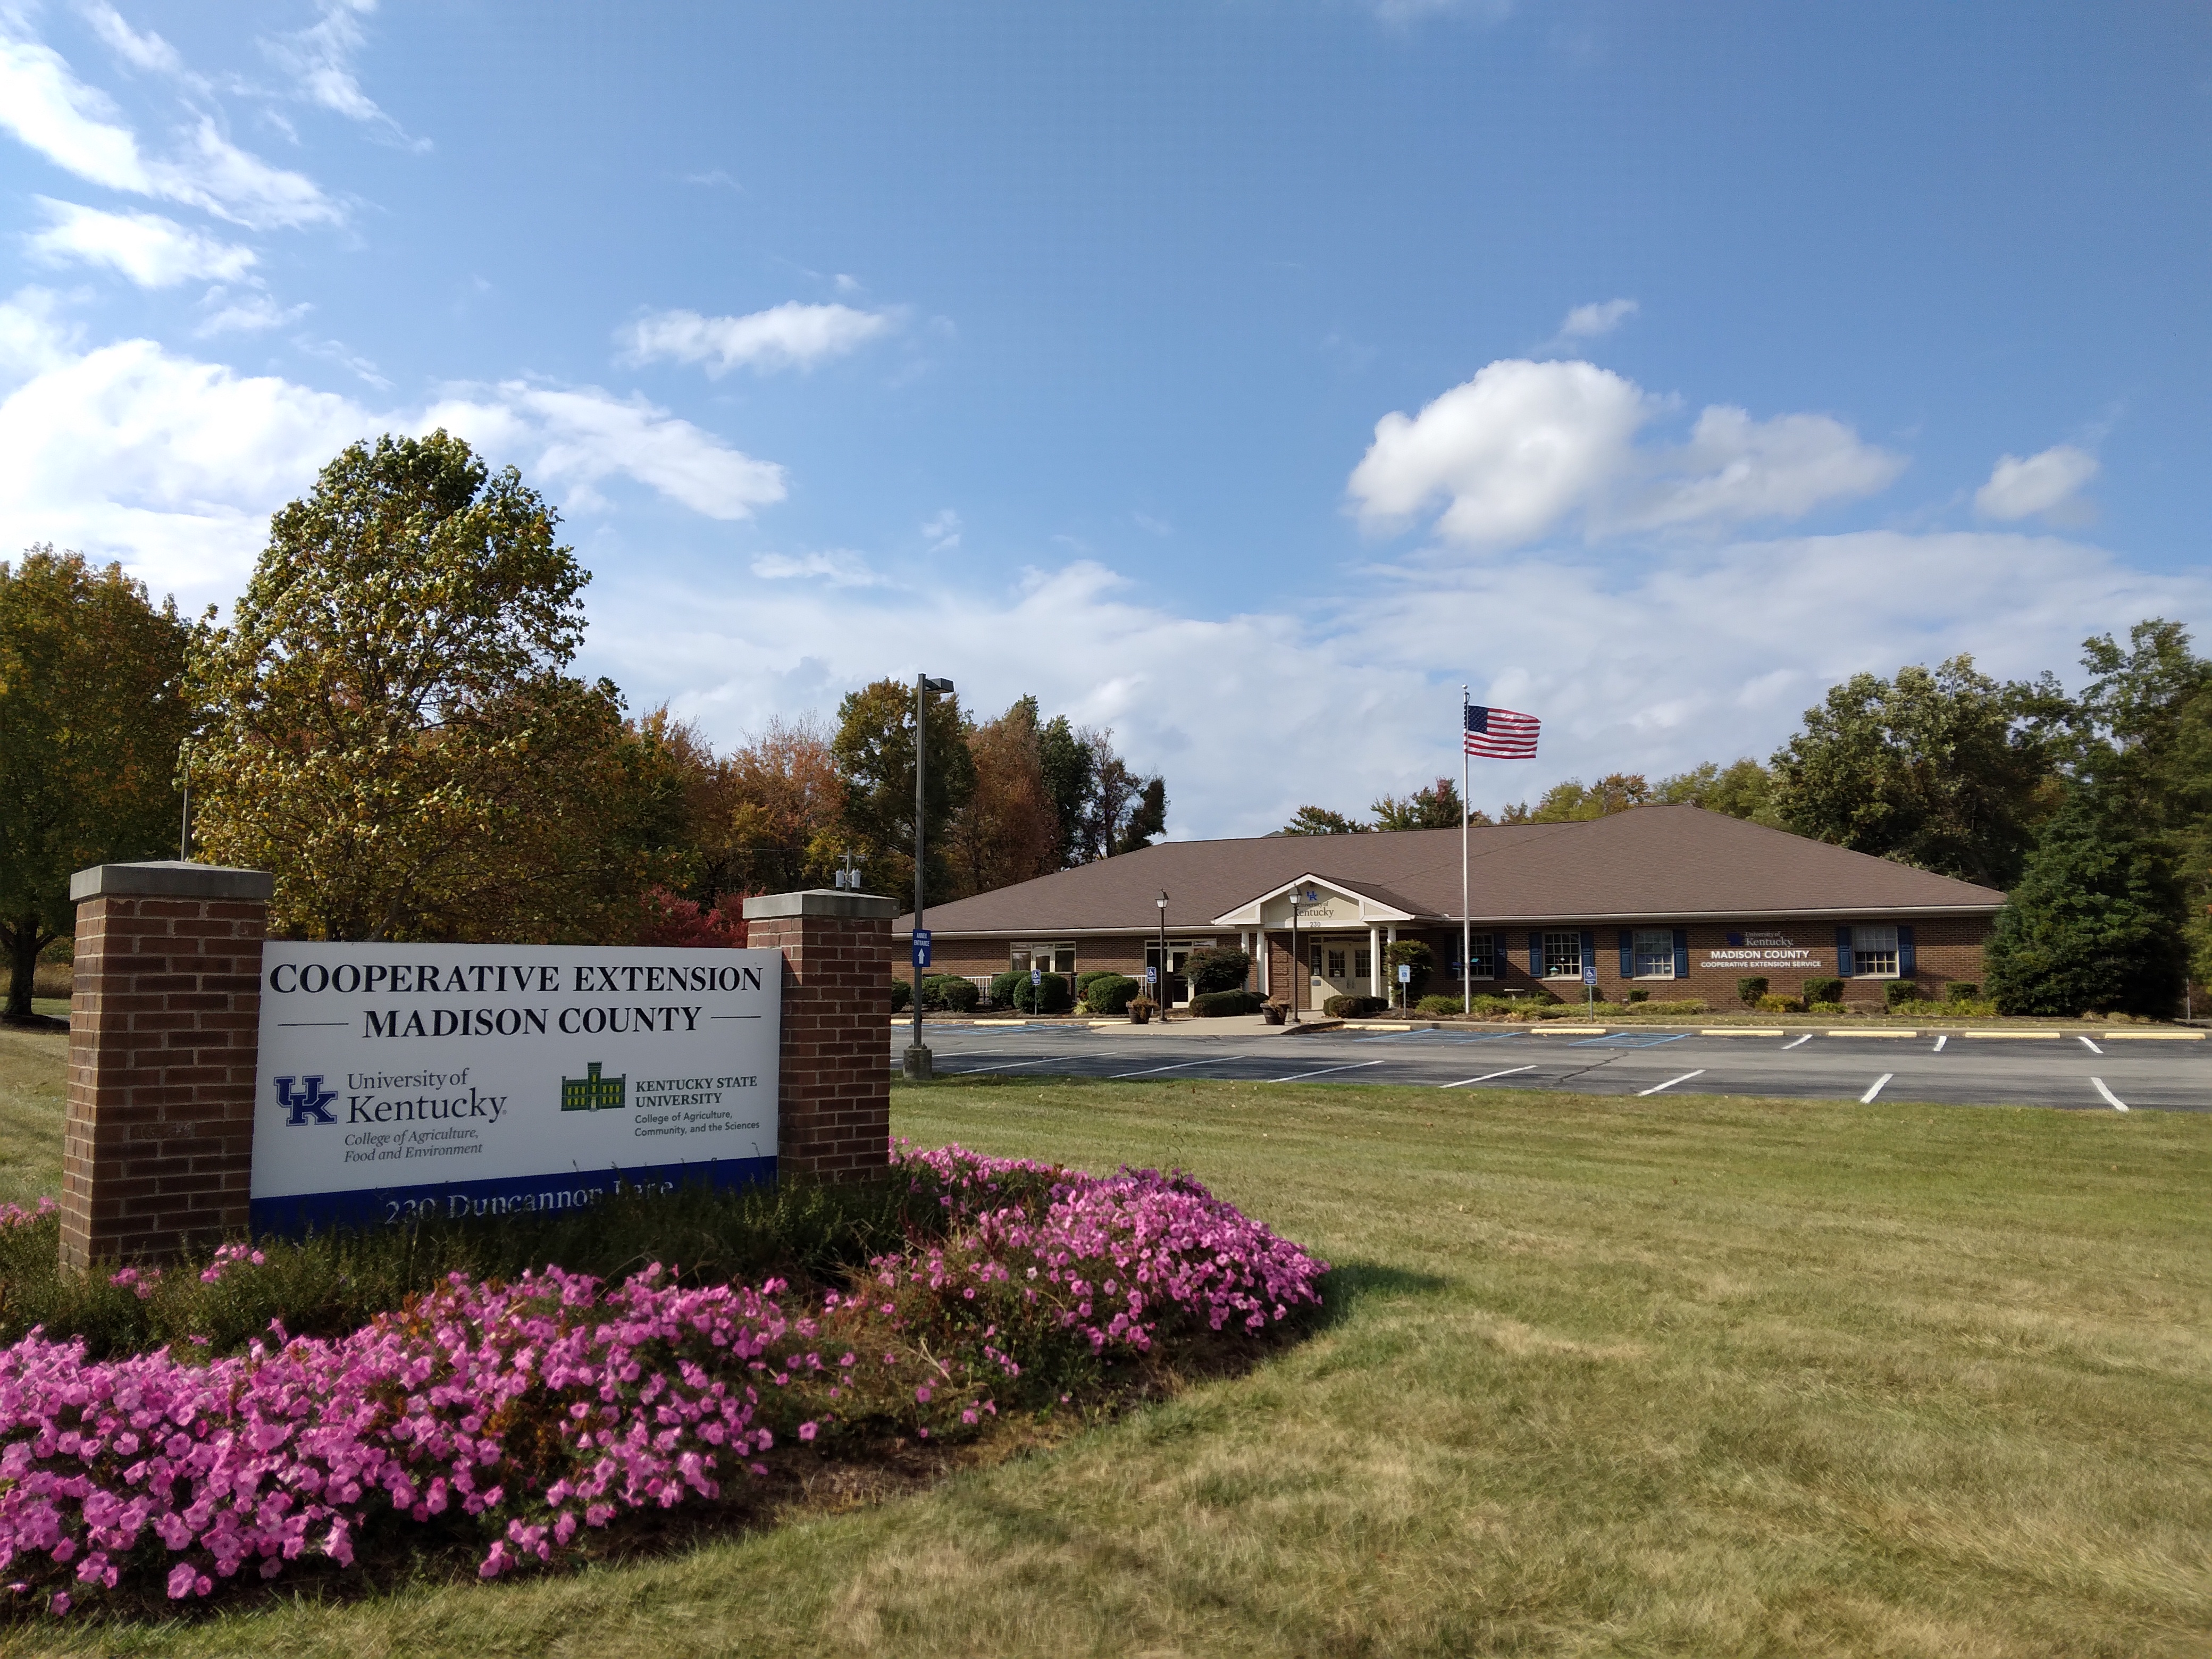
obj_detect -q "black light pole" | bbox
[904,673,954,1080]
[1288,891,1301,1024]
[1156,891,1169,1016]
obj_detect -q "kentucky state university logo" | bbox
[560,1061,626,1112]
[275,1075,338,1126]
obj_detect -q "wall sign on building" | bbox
[252,943,782,1233]
[1698,931,1824,970]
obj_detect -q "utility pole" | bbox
[903,674,954,1080]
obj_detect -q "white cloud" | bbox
[616,302,894,376]
[422,383,788,521]
[76,2,194,81]
[27,197,256,287]
[591,530,2210,844]
[1974,444,2099,521]
[921,509,961,551]
[1347,358,1903,548]
[1555,297,1637,341]
[751,550,884,588]
[260,0,426,149]
[194,290,309,336]
[0,23,338,227]
[0,303,792,604]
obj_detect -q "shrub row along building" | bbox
[893,806,2004,1010]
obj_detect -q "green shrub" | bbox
[1756,993,1807,1013]
[1809,1000,1846,1015]
[1084,973,1140,1015]
[1074,969,1119,998]
[1803,977,1844,1005]
[1415,994,1463,1015]
[1945,981,1980,1003]
[1011,971,1073,1015]
[1884,979,1918,1011]
[1192,989,1264,1017]
[1384,940,1435,1001]
[1736,976,1769,1007]
[1322,994,1388,1018]
[891,977,912,1012]
[989,970,1023,1008]
[1184,947,1252,995]
[920,975,979,1012]
[1626,987,1649,1003]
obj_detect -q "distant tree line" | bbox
[1283,638,2212,1017]
[0,432,1170,1018]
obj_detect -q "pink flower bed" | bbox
[0,1146,1325,1616]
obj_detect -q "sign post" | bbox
[1396,959,1412,1009]
[252,943,781,1233]
[1583,959,1598,1010]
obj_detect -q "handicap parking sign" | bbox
[1582,963,1598,985]
[1030,968,1041,985]
[1396,962,1413,984]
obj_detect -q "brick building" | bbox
[894,805,2004,1011]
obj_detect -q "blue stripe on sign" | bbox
[249,1155,779,1236]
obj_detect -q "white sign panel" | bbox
[1700,930,1825,970]
[252,944,781,1232]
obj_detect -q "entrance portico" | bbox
[1211,873,1420,1004]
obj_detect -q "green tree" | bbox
[1114,775,1168,853]
[832,677,975,907]
[1652,758,1781,825]
[1384,939,1434,1004]
[188,432,685,941]
[1984,791,2188,1017]
[1529,773,1652,823]
[1280,805,1366,835]
[0,548,197,1018]
[1036,713,1094,868]
[1768,655,2067,889]
[1371,776,1465,831]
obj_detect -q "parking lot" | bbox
[893,1021,2211,1113]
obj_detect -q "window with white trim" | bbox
[1463,933,1496,979]
[1541,931,1582,978]
[1852,925,1899,978]
[1632,928,1676,979]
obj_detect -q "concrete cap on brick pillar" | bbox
[742,889,898,920]
[69,861,274,904]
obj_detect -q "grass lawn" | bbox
[2,1064,2208,1656]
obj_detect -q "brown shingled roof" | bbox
[895,805,2005,936]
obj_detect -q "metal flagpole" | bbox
[1461,685,1471,1015]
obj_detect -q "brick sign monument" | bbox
[60,861,893,1271]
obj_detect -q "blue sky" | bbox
[2,0,2207,836]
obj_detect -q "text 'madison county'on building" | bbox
[892,806,2001,1009]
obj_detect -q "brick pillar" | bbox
[61,862,272,1271]
[742,889,895,1182]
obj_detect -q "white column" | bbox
[1368,924,1382,996]
[1258,929,1270,995]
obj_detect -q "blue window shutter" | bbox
[1581,929,1596,975]
[1898,924,1915,977]
[1672,928,1689,979]
[1618,928,1633,977]
[1836,926,1854,976]
[1529,931,1541,975]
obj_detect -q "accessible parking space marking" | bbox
[2092,1077,2130,1112]
[1441,1065,1536,1089]
[941,1055,1060,1076]
[1637,1069,1706,1097]
[1270,1060,1385,1084]
[1861,1073,1893,1103]
[1570,1032,1688,1048]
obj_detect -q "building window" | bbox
[1012,942,1077,976]
[1326,948,1347,979]
[1853,925,1899,978]
[1354,948,1370,980]
[1541,931,1582,978]
[1462,933,1496,980]
[1632,929,1676,979]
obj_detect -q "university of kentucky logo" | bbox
[274,1075,338,1126]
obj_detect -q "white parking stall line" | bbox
[1933,1034,1947,1052]
[1440,1065,1537,1089]
[1782,1034,1813,1050]
[1860,1073,1892,1103]
[1269,1060,1386,1084]
[2092,1077,2129,1112]
[1109,1056,1247,1080]
[942,1056,1058,1076]
[1637,1070,1706,1097]
[2077,1035,2104,1055]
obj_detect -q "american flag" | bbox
[1463,703,1540,759]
